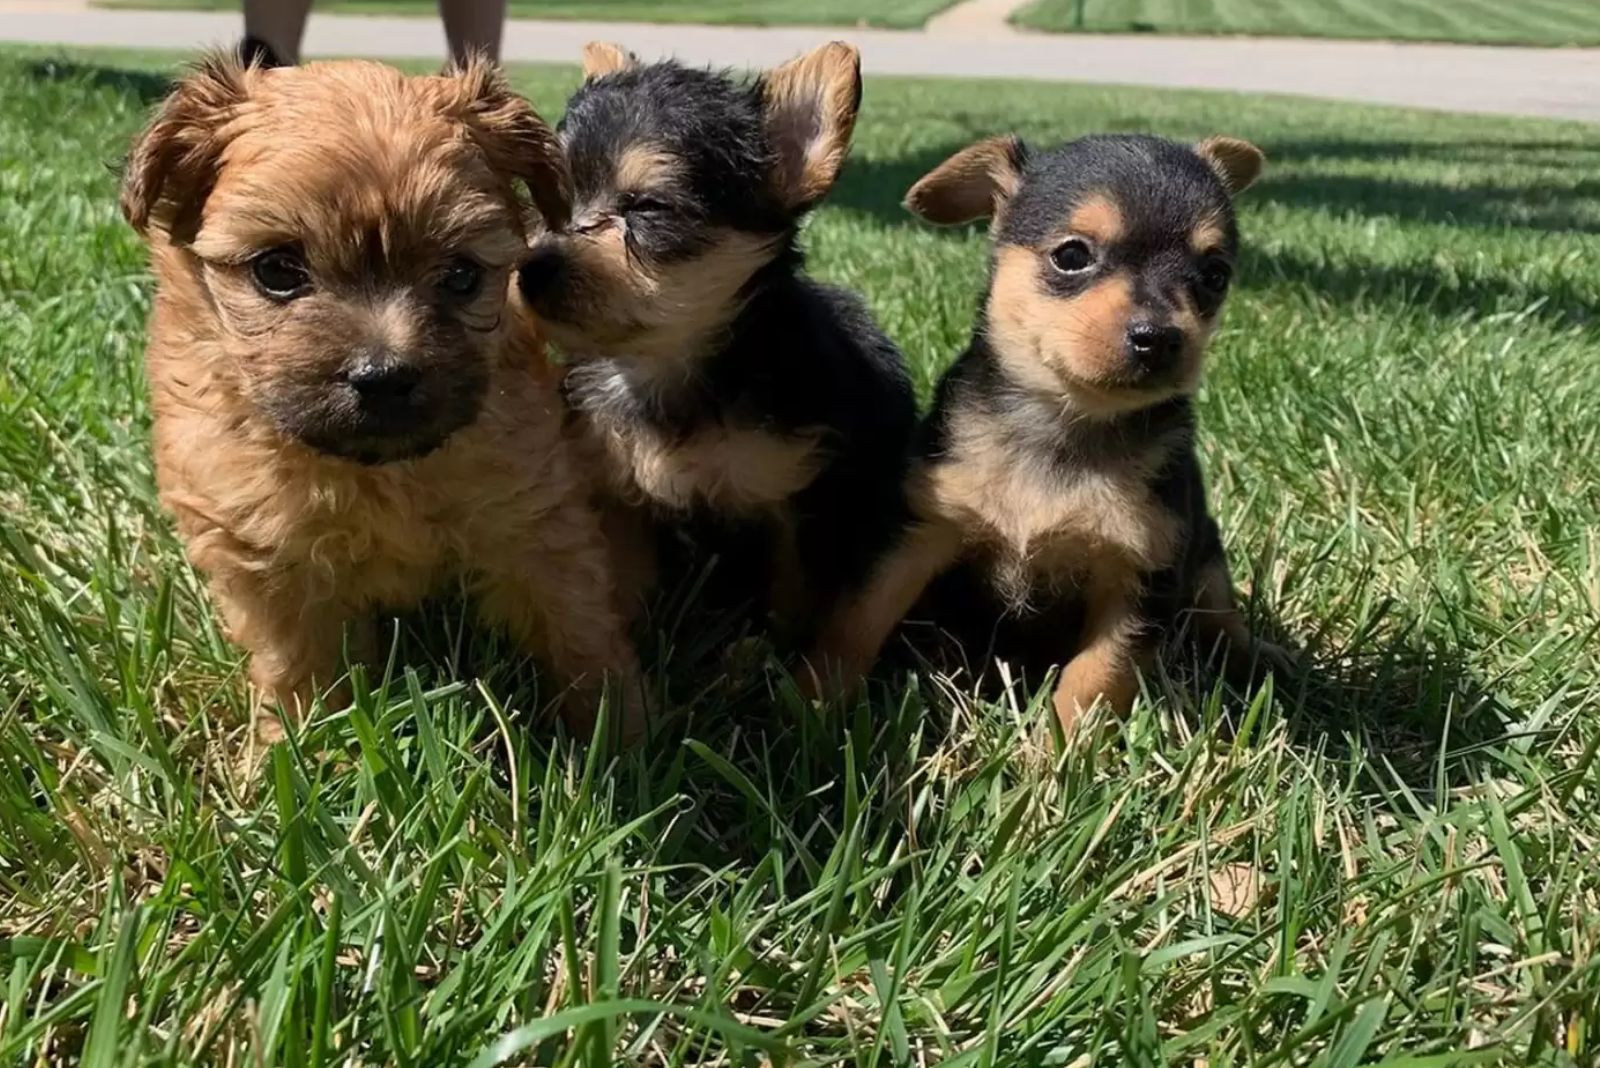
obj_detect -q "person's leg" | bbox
[243,0,312,65]
[440,0,507,64]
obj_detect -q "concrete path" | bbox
[3,0,1598,122]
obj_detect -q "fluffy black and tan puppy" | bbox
[517,42,915,639]
[809,133,1287,733]
[122,56,646,740]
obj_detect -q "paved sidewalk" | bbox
[2,1,1598,122]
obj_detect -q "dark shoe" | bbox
[239,35,285,69]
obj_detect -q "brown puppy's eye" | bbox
[1049,238,1096,274]
[1198,257,1233,294]
[440,257,484,299]
[251,248,310,300]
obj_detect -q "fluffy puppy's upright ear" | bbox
[760,41,862,212]
[120,52,252,241]
[442,56,573,230]
[903,135,1027,226]
[1193,136,1264,196]
[581,41,637,80]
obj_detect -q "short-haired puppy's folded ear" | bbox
[1193,136,1264,196]
[903,135,1027,226]
[441,56,573,231]
[120,51,252,241]
[760,41,862,212]
[581,41,638,81]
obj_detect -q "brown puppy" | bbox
[122,56,646,740]
[809,133,1287,736]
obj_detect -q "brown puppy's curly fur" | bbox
[123,56,645,740]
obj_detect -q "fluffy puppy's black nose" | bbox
[518,246,565,298]
[346,359,421,407]
[1125,321,1184,373]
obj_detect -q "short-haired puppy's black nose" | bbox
[1125,321,1183,373]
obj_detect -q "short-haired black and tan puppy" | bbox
[517,42,914,639]
[808,132,1287,734]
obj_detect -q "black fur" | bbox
[523,57,915,635]
[906,133,1250,684]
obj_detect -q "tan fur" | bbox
[614,143,684,193]
[126,58,644,740]
[1189,215,1227,255]
[903,136,1024,226]
[761,41,861,210]
[925,409,1180,586]
[1193,137,1264,196]
[582,41,638,80]
[987,249,1159,416]
[540,227,781,364]
[804,516,963,695]
[1052,571,1148,733]
[611,143,681,192]
[1066,195,1125,245]
[591,421,823,516]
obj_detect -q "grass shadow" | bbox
[1243,243,1596,333]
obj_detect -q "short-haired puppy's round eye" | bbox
[251,248,311,300]
[1049,238,1096,275]
[1198,256,1233,295]
[440,257,484,299]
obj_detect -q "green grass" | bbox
[90,0,959,30]
[1012,0,1600,47]
[4,44,1600,1066]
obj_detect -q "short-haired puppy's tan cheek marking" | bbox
[124,56,648,742]
[986,247,1139,407]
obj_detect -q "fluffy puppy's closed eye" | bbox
[124,55,647,743]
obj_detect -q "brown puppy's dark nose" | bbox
[346,359,421,408]
[1125,321,1184,373]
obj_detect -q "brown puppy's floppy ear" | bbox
[581,41,638,80]
[903,135,1027,226]
[443,56,573,230]
[120,52,251,240]
[760,41,862,212]
[1194,136,1264,196]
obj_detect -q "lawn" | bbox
[1012,0,1600,48]
[90,0,960,30]
[3,44,1600,1066]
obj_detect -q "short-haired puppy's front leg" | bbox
[804,518,963,698]
[1051,573,1150,736]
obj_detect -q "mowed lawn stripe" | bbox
[1013,0,1600,47]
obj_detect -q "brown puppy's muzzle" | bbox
[259,344,487,466]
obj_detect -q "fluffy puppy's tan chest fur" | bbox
[591,419,824,516]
